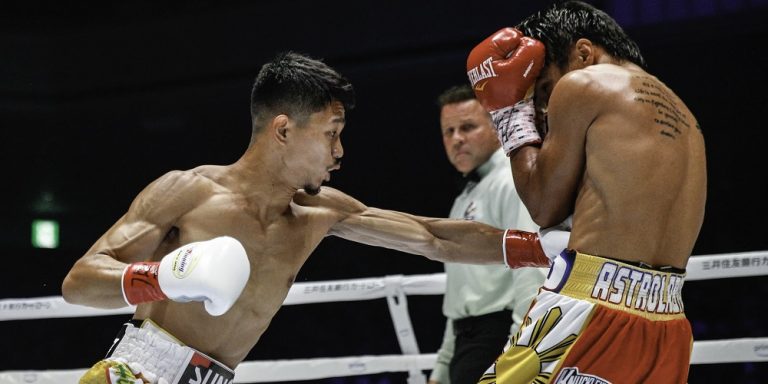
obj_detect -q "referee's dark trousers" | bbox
[449,309,513,384]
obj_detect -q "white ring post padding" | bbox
[384,276,420,355]
[383,275,426,384]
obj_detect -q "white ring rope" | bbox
[2,251,766,322]
[1,250,766,383]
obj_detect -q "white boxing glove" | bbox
[122,236,250,316]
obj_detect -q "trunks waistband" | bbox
[543,250,687,321]
[107,319,235,383]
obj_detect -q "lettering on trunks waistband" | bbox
[552,251,687,320]
[591,260,685,315]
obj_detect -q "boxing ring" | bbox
[2,250,767,383]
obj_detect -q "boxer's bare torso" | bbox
[70,166,508,368]
[570,65,705,269]
[63,103,509,369]
[521,59,705,269]
[129,166,340,368]
[67,165,337,367]
[62,103,343,367]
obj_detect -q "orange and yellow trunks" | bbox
[479,250,692,384]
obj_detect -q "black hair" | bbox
[250,52,355,134]
[436,84,476,109]
[516,1,646,69]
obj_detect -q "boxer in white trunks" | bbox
[64,51,559,384]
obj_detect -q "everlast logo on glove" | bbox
[467,57,497,90]
[466,27,545,154]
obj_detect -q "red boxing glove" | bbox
[467,28,545,155]
[502,229,551,268]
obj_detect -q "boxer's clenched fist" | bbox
[467,28,545,155]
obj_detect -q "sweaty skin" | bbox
[513,40,706,269]
[62,102,505,369]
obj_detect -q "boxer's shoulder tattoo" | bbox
[631,75,691,139]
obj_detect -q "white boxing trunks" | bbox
[79,319,235,384]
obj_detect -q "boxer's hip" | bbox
[81,319,234,384]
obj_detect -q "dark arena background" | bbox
[1,0,767,383]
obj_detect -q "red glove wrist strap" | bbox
[122,262,167,305]
[503,229,551,268]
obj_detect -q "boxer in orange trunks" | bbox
[467,1,705,382]
[479,249,690,383]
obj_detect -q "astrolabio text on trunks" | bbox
[591,262,684,315]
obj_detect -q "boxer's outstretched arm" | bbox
[336,207,505,264]
[62,171,200,308]
[296,187,504,264]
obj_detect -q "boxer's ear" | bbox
[272,114,290,145]
[573,38,595,67]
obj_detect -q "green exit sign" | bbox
[32,219,59,249]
